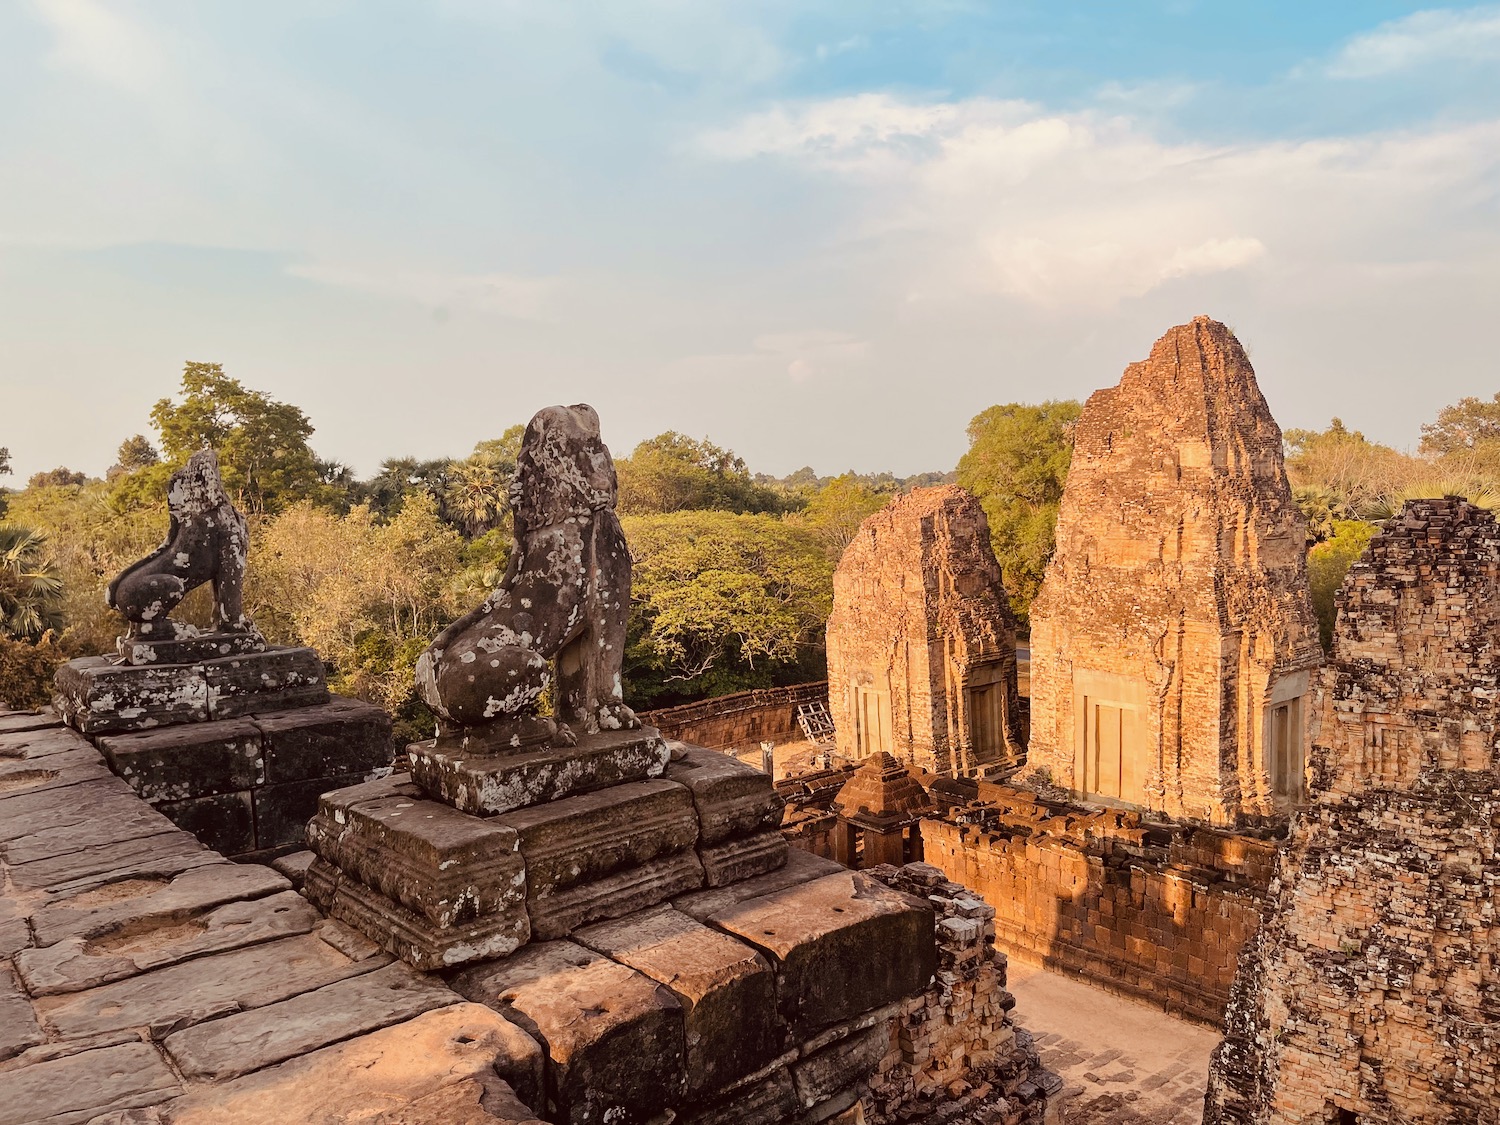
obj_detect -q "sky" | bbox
[1,2,1498,482]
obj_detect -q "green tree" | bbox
[1292,484,1358,544]
[1283,418,1418,519]
[0,446,10,520]
[442,426,524,538]
[617,433,786,516]
[3,476,168,654]
[358,457,451,520]
[622,511,833,706]
[0,526,65,640]
[1420,393,1500,456]
[149,362,336,515]
[955,400,1082,628]
[27,467,89,489]
[249,495,467,741]
[109,435,160,479]
[1306,520,1379,652]
[794,473,889,559]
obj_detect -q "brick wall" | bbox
[919,787,1274,1026]
[639,681,828,751]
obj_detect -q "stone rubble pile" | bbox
[863,863,1061,1125]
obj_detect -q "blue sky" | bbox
[2,2,1498,481]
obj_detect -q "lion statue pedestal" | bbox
[304,404,790,969]
[52,448,392,858]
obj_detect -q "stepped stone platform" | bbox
[3,709,1034,1125]
[0,709,548,1124]
[53,659,392,859]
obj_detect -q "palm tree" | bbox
[442,455,510,538]
[0,526,64,640]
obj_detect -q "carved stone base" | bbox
[304,858,530,971]
[495,778,705,940]
[524,851,706,941]
[54,647,329,735]
[666,744,789,888]
[306,774,527,929]
[117,629,266,667]
[699,830,789,888]
[408,727,670,815]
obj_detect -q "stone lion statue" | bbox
[416,404,639,748]
[106,448,261,658]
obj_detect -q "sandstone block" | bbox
[792,1022,891,1109]
[162,960,460,1080]
[575,905,782,1096]
[0,780,146,848]
[678,1070,799,1125]
[0,1040,178,1125]
[0,900,29,958]
[6,828,220,896]
[666,744,785,845]
[674,847,843,922]
[499,778,704,938]
[409,727,671,815]
[54,657,208,734]
[34,931,385,1040]
[0,745,117,797]
[1,796,175,865]
[203,647,329,718]
[308,783,523,928]
[253,695,392,783]
[29,862,289,947]
[15,890,318,997]
[0,710,61,735]
[254,770,387,850]
[525,851,706,942]
[98,719,265,800]
[452,940,686,1125]
[305,858,530,970]
[0,962,41,1062]
[698,829,790,887]
[96,1004,545,1125]
[708,872,935,1033]
[156,790,256,855]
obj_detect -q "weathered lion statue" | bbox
[106,447,262,661]
[416,403,639,748]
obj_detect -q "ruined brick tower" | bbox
[826,485,1025,778]
[1205,498,1500,1125]
[1027,317,1321,825]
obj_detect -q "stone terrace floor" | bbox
[1006,960,1219,1125]
[0,708,545,1125]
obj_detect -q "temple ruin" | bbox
[1205,498,1500,1124]
[1028,317,1322,826]
[826,485,1025,778]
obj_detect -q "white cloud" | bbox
[700,94,1500,309]
[287,262,559,320]
[754,330,869,380]
[31,0,166,93]
[662,329,869,383]
[1326,6,1500,78]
